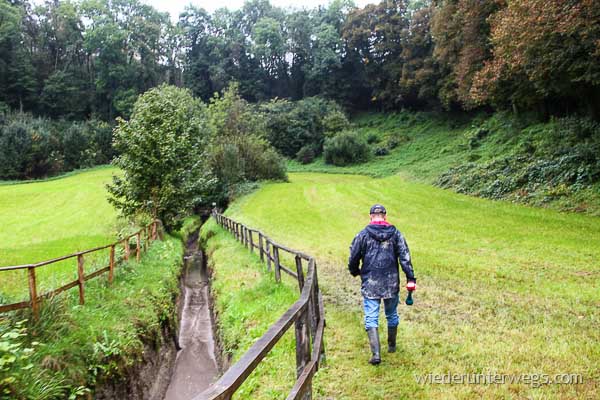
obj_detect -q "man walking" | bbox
[348,204,416,365]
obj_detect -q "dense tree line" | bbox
[1,0,598,121]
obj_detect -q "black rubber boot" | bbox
[387,326,397,353]
[366,328,381,365]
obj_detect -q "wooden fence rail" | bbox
[0,220,162,320]
[194,212,326,400]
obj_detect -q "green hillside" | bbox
[290,112,600,216]
[0,167,120,300]
[224,172,600,399]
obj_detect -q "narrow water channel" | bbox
[164,231,219,400]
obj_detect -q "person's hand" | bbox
[406,281,416,291]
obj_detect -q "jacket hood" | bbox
[365,224,396,242]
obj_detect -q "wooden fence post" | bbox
[77,254,85,305]
[152,221,157,240]
[28,267,38,321]
[145,226,150,250]
[109,245,115,284]
[124,239,130,261]
[258,233,264,261]
[266,241,272,271]
[295,255,305,292]
[249,230,254,252]
[295,308,312,400]
[136,233,141,262]
[273,245,281,283]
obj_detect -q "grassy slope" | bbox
[200,218,298,398]
[1,168,191,399]
[225,172,600,399]
[289,112,600,215]
[0,166,121,300]
[1,234,184,399]
[289,113,467,181]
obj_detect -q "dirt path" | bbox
[164,234,218,400]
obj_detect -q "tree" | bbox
[471,0,600,117]
[399,5,440,109]
[431,0,499,109]
[342,0,409,109]
[107,85,215,229]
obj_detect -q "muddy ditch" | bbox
[95,224,223,400]
[164,229,220,400]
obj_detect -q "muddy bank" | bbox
[164,231,220,399]
[94,322,178,400]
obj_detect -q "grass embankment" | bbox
[0,167,123,301]
[225,172,600,399]
[289,112,600,215]
[0,168,188,399]
[1,235,184,399]
[200,218,299,398]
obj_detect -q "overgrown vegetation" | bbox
[0,113,113,180]
[0,236,183,399]
[107,84,288,229]
[200,218,298,399]
[208,84,287,200]
[437,116,600,211]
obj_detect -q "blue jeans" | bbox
[363,294,399,330]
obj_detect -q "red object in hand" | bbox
[406,281,416,291]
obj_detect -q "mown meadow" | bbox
[0,167,122,301]
[221,172,600,399]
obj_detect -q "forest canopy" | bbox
[1,0,598,121]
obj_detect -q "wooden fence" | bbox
[194,212,326,400]
[0,220,162,320]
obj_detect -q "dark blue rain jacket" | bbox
[348,223,416,299]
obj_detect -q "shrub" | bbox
[62,123,90,170]
[261,97,348,157]
[296,145,317,164]
[207,84,287,195]
[0,114,115,180]
[323,130,370,166]
[374,146,389,156]
[323,109,350,134]
[366,133,379,144]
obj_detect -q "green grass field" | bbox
[224,172,600,399]
[0,167,121,301]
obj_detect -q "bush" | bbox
[296,145,317,164]
[366,133,379,144]
[261,97,349,158]
[207,84,287,196]
[0,113,115,180]
[323,109,350,134]
[323,131,370,166]
[374,146,389,156]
